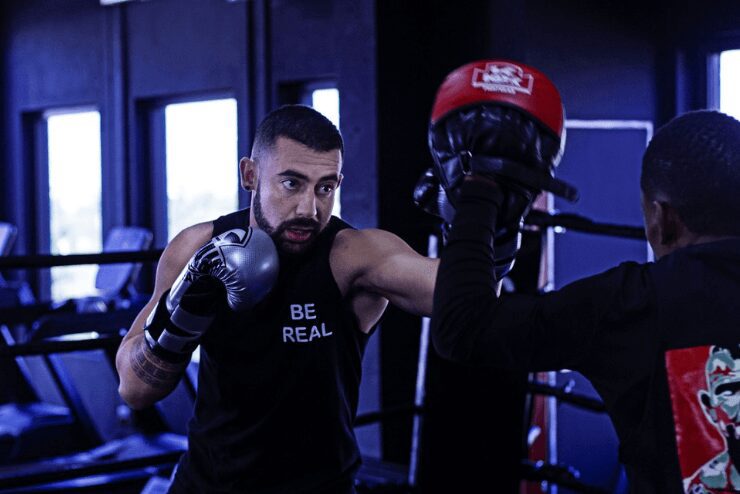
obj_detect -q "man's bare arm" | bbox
[116,222,213,409]
[334,228,439,317]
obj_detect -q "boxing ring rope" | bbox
[0,210,644,272]
[0,249,164,269]
[524,210,646,240]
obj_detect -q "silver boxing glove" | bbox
[144,227,279,362]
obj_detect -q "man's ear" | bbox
[650,200,684,247]
[337,173,344,188]
[240,157,257,190]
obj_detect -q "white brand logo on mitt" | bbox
[472,62,534,95]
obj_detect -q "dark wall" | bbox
[524,2,659,490]
[268,0,380,229]
[334,0,378,231]
[332,0,383,456]
[4,0,107,256]
[124,0,250,243]
[271,0,335,84]
[374,2,530,485]
[526,1,657,121]
[656,1,740,121]
[0,2,9,221]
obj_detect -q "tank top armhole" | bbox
[324,217,378,339]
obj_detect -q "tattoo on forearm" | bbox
[130,338,186,389]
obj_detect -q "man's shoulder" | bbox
[161,221,214,265]
[152,221,215,290]
[570,260,650,287]
[170,221,214,248]
[333,227,405,256]
[330,228,407,283]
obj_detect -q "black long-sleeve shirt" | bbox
[432,179,740,493]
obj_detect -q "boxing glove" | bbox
[144,227,279,362]
[413,167,521,279]
[413,168,454,236]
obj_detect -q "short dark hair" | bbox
[641,110,740,236]
[251,104,343,160]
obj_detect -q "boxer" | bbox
[116,105,439,494]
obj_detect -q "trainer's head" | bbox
[640,110,740,259]
[240,105,343,255]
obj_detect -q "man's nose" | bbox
[295,190,318,218]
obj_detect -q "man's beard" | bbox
[253,185,321,255]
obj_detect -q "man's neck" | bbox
[672,233,740,253]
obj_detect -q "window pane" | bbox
[47,111,102,301]
[311,88,341,217]
[720,50,740,119]
[312,88,340,128]
[165,99,239,240]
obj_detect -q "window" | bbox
[47,110,102,301]
[164,98,239,240]
[311,88,340,129]
[719,50,740,119]
[309,88,341,217]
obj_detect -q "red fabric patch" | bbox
[665,345,726,480]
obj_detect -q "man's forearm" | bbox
[431,179,503,363]
[117,334,189,409]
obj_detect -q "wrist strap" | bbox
[143,331,192,364]
[142,290,211,364]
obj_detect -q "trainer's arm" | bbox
[431,179,646,371]
[116,222,213,409]
[338,229,438,316]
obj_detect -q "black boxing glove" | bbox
[413,168,454,238]
[144,227,279,363]
[414,168,522,279]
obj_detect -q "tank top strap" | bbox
[212,208,250,236]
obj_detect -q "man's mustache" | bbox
[275,218,321,235]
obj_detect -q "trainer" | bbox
[430,60,740,493]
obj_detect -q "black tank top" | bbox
[171,209,370,494]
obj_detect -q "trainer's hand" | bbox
[145,228,279,362]
[414,167,454,218]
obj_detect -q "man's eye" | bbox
[281,179,298,190]
[318,183,335,195]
